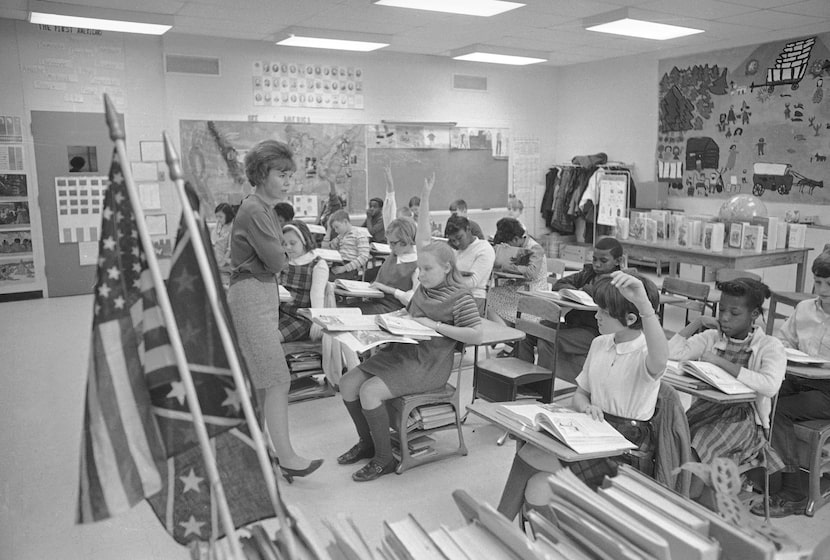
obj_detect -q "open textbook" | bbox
[334,279,384,297]
[784,347,830,365]
[667,360,754,395]
[333,330,420,354]
[376,312,440,338]
[501,403,636,455]
[557,289,597,307]
[312,248,343,262]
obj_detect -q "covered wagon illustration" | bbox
[750,37,815,93]
[752,162,823,196]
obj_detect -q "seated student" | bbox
[444,215,495,315]
[487,217,548,326]
[517,236,624,369]
[763,252,830,517]
[362,197,386,243]
[274,201,295,228]
[278,221,329,343]
[336,175,483,482]
[497,271,666,519]
[668,278,786,498]
[325,209,370,281]
[445,199,485,240]
[212,202,235,286]
[356,218,419,314]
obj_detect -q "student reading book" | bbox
[355,218,419,315]
[501,403,636,454]
[325,209,370,281]
[517,236,623,372]
[764,251,830,517]
[667,277,786,500]
[674,360,754,395]
[487,217,548,327]
[336,175,483,482]
[497,270,666,520]
[278,221,330,343]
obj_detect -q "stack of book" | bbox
[285,349,334,402]
[391,432,436,460]
[412,404,457,431]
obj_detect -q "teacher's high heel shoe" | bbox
[279,459,323,484]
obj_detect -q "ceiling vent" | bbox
[452,73,487,91]
[165,54,220,76]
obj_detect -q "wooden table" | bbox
[466,401,627,462]
[662,378,757,403]
[786,363,830,380]
[619,239,812,292]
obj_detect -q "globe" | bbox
[718,195,769,222]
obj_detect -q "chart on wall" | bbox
[658,32,830,203]
[252,60,364,109]
[179,120,367,212]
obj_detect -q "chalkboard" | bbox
[367,148,508,211]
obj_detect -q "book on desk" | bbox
[785,347,830,365]
[334,278,384,297]
[312,248,343,262]
[666,360,754,396]
[500,403,636,455]
[530,288,597,308]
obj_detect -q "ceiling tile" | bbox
[773,0,830,18]
[52,0,185,14]
[0,8,27,20]
[719,0,805,8]
[640,0,758,20]
[717,9,817,28]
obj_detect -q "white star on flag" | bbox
[221,387,242,413]
[179,515,205,538]
[166,381,187,406]
[103,237,116,251]
[179,468,203,494]
[107,266,120,280]
[97,284,111,299]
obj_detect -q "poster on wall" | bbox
[0,116,23,143]
[0,258,35,286]
[0,174,27,197]
[252,60,364,109]
[180,120,368,212]
[0,230,32,254]
[54,176,106,243]
[658,32,830,204]
[598,174,628,227]
[368,125,451,149]
[450,127,509,158]
[0,201,29,226]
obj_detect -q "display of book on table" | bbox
[499,403,636,455]
[665,360,754,396]
[334,278,384,297]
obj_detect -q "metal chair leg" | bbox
[497,430,509,446]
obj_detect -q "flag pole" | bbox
[161,131,300,558]
[102,95,244,560]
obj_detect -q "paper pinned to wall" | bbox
[78,241,98,266]
[145,214,167,236]
[511,138,540,206]
[131,161,159,182]
[138,182,161,210]
[140,141,165,162]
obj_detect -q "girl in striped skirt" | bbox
[278,220,329,342]
[668,278,786,494]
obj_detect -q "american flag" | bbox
[145,183,275,545]
[77,150,171,522]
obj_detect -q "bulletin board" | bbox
[658,32,830,204]
[367,148,509,211]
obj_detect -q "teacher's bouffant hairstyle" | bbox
[244,140,296,187]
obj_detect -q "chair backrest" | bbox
[548,259,566,279]
[715,268,761,283]
[515,295,561,347]
[661,277,710,312]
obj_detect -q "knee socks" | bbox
[363,404,393,464]
[343,399,371,444]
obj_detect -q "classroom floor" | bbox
[2,289,829,559]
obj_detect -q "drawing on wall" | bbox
[180,120,368,212]
[0,174,27,197]
[0,259,35,285]
[0,231,32,254]
[0,201,29,226]
[252,60,364,109]
[54,176,106,243]
[369,125,451,149]
[658,33,830,203]
[450,127,509,157]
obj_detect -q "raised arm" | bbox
[382,165,397,227]
[415,173,435,250]
[609,270,667,378]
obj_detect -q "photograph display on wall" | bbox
[0,173,28,197]
[252,60,364,109]
[0,116,23,143]
[0,230,32,254]
[0,145,24,171]
[0,258,35,285]
[658,32,830,204]
[180,120,367,212]
[0,201,29,226]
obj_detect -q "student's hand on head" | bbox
[584,404,605,422]
[609,270,649,307]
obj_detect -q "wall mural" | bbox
[658,33,830,203]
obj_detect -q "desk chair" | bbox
[793,419,830,517]
[658,278,711,334]
[474,295,562,404]
[765,290,814,335]
[706,269,761,316]
[385,348,468,474]
[547,259,566,287]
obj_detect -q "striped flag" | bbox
[77,150,171,523]
[145,184,275,545]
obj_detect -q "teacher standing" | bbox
[228,139,322,482]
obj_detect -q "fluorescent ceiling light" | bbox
[276,27,389,52]
[451,45,546,66]
[587,18,703,40]
[372,0,524,17]
[584,9,702,40]
[28,0,172,35]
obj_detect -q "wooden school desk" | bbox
[661,379,757,404]
[786,363,830,380]
[471,319,526,403]
[466,401,628,462]
[618,239,812,292]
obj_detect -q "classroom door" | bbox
[31,111,118,297]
